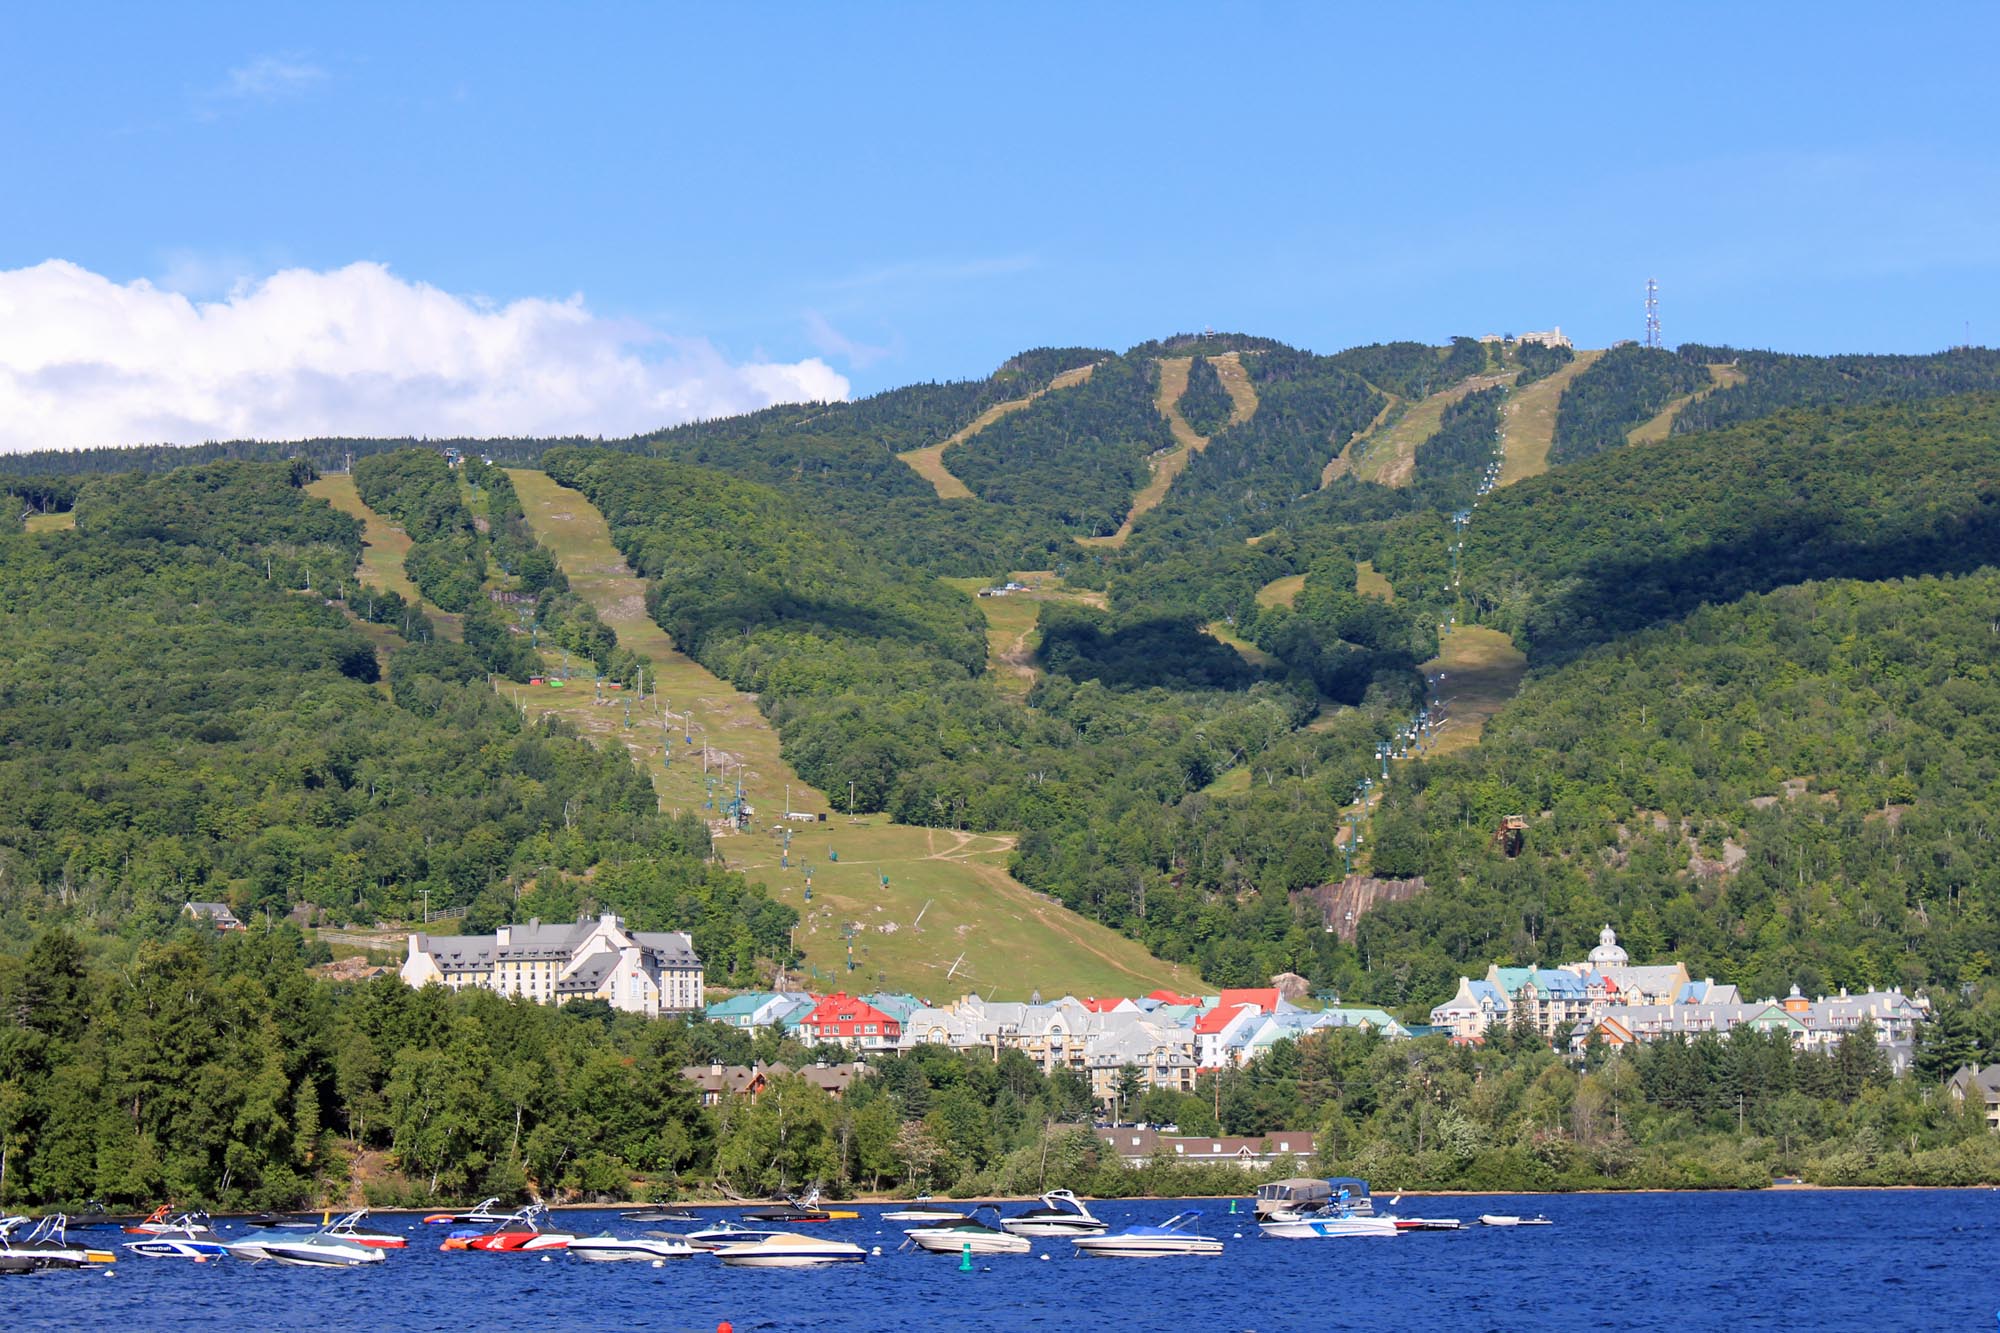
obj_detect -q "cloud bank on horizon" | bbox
[0,260,849,454]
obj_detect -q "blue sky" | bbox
[2,3,1997,446]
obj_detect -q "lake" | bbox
[4,1189,1996,1331]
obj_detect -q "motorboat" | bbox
[124,1223,232,1260]
[1000,1189,1108,1237]
[619,1207,699,1224]
[1259,1207,1398,1239]
[882,1199,979,1224]
[712,1232,867,1268]
[323,1210,408,1248]
[567,1233,699,1262]
[3,1215,116,1266]
[442,1205,575,1252]
[422,1196,511,1225]
[1254,1177,1373,1221]
[66,1200,124,1230]
[1478,1213,1552,1227]
[904,1214,1031,1256]
[682,1221,791,1251]
[1072,1211,1224,1257]
[1389,1216,1463,1231]
[742,1186,852,1223]
[229,1226,385,1267]
[125,1205,213,1235]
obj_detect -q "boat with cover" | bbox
[228,1225,385,1267]
[903,1212,1031,1256]
[567,1233,699,1261]
[1000,1189,1108,1237]
[422,1196,511,1225]
[1072,1211,1225,1257]
[1254,1177,1373,1221]
[712,1232,867,1268]
[619,1207,698,1224]
[681,1221,791,1251]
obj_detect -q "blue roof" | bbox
[706,992,776,1019]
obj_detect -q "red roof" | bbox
[1194,1003,1257,1035]
[1217,987,1279,1013]
[1080,998,1124,1013]
[1147,988,1200,1005]
[798,992,900,1038]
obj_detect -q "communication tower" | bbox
[1644,278,1662,350]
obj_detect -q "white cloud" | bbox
[0,260,849,453]
[218,54,327,101]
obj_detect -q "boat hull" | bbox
[1260,1216,1398,1239]
[906,1229,1030,1255]
[1072,1238,1225,1257]
[1000,1219,1108,1237]
[124,1239,231,1259]
[717,1250,866,1267]
[568,1238,697,1261]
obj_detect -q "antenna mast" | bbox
[1644,278,1662,350]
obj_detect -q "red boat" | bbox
[440,1204,573,1253]
[325,1209,408,1248]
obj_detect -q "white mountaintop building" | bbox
[402,912,703,1017]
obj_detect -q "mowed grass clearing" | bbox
[1625,362,1749,445]
[1356,561,1394,600]
[23,511,74,533]
[1422,625,1527,758]
[900,362,1099,500]
[1352,372,1516,488]
[305,473,462,640]
[508,471,1196,999]
[1255,573,1305,609]
[1496,349,1603,487]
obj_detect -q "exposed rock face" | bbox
[1301,874,1427,942]
[1270,971,1312,1002]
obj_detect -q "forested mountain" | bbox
[1549,344,1711,463]
[946,354,1175,537]
[1465,394,2000,663]
[1357,571,2000,1008]
[1673,344,2000,434]
[1176,355,1234,437]
[0,461,795,970]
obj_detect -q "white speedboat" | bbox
[124,1231,232,1260]
[712,1232,867,1268]
[567,1234,698,1262]
[682,1221,791,1251]
[229,1227,384,1267]
[904,1217,1030,1256]
[1000,1189,1108,1237]
[1478,1214,1552,1227]
[322,1210,408,1248]
[1259,1209,1398,1239]
[1072,1211,1224,1257]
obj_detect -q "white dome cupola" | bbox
[1589,924,1628,967]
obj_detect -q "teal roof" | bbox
[706,992,777,1020]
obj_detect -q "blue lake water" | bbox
[5,1190,1997,1332]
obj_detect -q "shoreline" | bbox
[186,1181,1998,1218]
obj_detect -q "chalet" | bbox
[183,900,245,931]
[796,992,902,1052]
[1947,1065,2000,1130]
[678,1059,875,1106]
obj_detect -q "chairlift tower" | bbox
[1644,278,1662,350]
